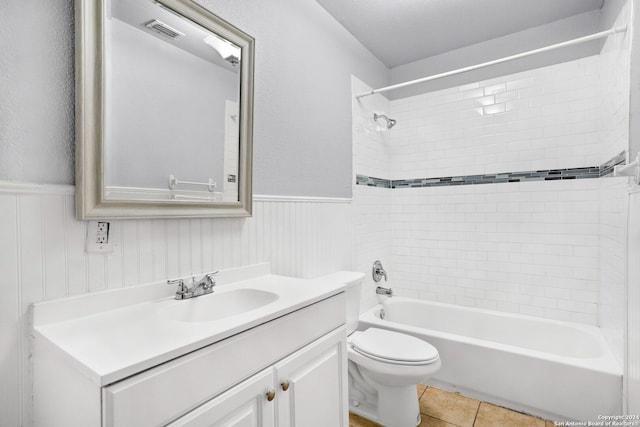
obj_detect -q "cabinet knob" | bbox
[281,380,290,391]
[266,389,276,402]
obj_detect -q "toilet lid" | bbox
[351,328,439,363]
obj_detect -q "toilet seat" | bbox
[350,328,439,365]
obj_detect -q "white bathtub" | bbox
[358,297,622,422]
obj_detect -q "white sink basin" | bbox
[159,288,279,323]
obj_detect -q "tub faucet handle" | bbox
[372,260,387,282]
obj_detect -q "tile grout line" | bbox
[471,402,481,427]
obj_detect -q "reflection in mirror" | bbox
[105,0,240,202]
[75,0,254,219]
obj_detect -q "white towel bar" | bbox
[168,174,216,192]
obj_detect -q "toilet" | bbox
[321,272,441,427]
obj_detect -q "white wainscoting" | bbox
[0,182,353,427]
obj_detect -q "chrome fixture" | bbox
[167,271,218,300]
[372,260,387,282]
[376,286,393,297]
[373,113,396,129]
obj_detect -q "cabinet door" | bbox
[166,368,275,427]
[274,326,348,427]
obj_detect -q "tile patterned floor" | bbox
[349,385,555,427]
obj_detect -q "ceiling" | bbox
[315,0,605,68]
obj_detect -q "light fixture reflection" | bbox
[204,34,241,66]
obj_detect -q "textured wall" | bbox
[194,0,389,198]
[0,0,75,184]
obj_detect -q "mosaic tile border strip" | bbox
[355,175,392,188]
[356,151,627,189]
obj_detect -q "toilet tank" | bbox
[316,271,365,334]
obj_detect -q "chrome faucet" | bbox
[372,260,387,282]
[373,260,391,296]
[376,286,393,296]
[167,271,218,300]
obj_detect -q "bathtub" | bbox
[358,297,622,422]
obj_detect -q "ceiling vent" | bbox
[145,19,185,40]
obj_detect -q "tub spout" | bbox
[376,286,393,296]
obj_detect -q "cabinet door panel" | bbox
[166,368,275,427]
[275,327,347,427]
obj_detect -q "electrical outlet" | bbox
[86,221,114,254]
[95,221,109,244]
[97,221,109,233]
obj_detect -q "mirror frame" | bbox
[75,0,254,219]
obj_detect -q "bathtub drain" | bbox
[379,308,385,319]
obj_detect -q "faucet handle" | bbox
[167,278,184,287]
[198,271,218,291]
[167,278,190,299]
[372,260,387,282]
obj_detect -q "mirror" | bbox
[75,0,254,219]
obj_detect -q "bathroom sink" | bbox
[159,288,279,323]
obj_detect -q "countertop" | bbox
[32,263,346,386]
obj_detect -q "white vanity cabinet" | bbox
[33,275,348,427]
[166,368,276,427]
[166,327,347,427]
[274,328,347,427]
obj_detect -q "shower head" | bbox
[373,113,397,129]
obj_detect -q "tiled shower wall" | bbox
[0,183,353,426]
[389,56,603,180]
[351,76,393,311]
[353,4,630,361]
[390,179,601,324]
[383,52,628,327]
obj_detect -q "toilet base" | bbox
[378,384,421,427]
[349,384,421,427]
[349,400,378,423]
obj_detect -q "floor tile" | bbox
[349,412,383,427]
[417,383,427,398]
[419,414,459,427]
[474,402,545,427]
[420,387,480,427]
